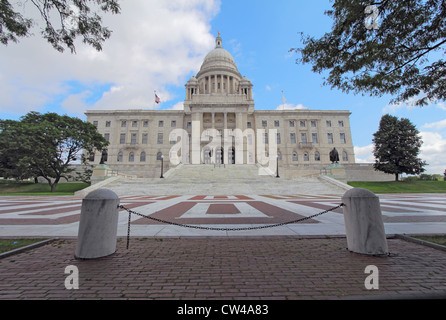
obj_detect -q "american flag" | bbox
[155,93,161,104]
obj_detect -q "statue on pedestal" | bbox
[329,148,339,164]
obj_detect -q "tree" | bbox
[372,114,426,181]
[291,0,446,106]
[0,112,108,192]
[0,0,120,53]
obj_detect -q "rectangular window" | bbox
[311,120,317,127]
[262,120,267,127]
[277,133,281,144]
[326,120,332,127]
[290,133,296,144]
[132,121,138,127]
[158,120,164,127]
[120,133,126,144]
[171,120,176,127]
[340,133,346,144]
[312,133,318,144]
[121,121,126,127]
[131,133,137,144]
[142,133,148,144]
[274,120,280,127]
[327,133,333,144]
[105,121,111,127]
[300,120,306,127]
[104,133,110,142]
[187,122,192,129]
[301,133,307,143]
[264,132,268,144]
[157,133,163,144]
[247,121,252,128]
[143,121,149,127]
[93,121,98,127]
[338,120,344,127]
[289,120,295,127]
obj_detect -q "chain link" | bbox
[119,203,345,249]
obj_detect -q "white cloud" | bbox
[0,0,221,117]
[422,118,446,131]
[354,144,375,163]
[420,131,446,174]
[276,103,307,110]
[170,102,184,110]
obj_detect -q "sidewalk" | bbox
[1,236,445,300]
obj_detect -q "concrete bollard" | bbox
[342,188,388,255]
[75,189,120,260]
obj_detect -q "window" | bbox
[129,152,134,162]
[274,120,280,127]
[289,120,295,127]
[290,133,296,144]
[104,133,110,142]
[301,133,307,143]
[277,151,282,160]
[171,120,176,127]
[247,121,252,128]
[315,151,321,161]
[262,120,267,127]
[326,120,332,127]
[120,133,126,144]
[106,121,111,127]
[342,151,348,161]
[140,152,146,162]
[93,121,98,127]
[157,133,163,144]
[264,132,268,144]
[89,153,95,162]
[340,133,346,144]
[121,121,127,127]
[276,133,281,144]
[156,152,163,160]
[143,121,149,127]
[312,133,318,143]
[300,120,306,127]
[338,120,344,127]
[327,133,333,144]
[187,122,192,129]
[142,133,148,144]
[304,152,309,161]
[158,120,164,127]
[131,133,137,144]
[292,152,298,161]
[132,121,138,127]
[117,152,123,162]
[311,120,317,127]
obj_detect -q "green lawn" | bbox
[0,238,47,254]
[347,181,446,193]
[412,235,446,246]
[0,181,89,195]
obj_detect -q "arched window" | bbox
[129,152,135,162]
[156,152,163,160]
[315,151,321,161]
[292,152,298,161]
[140,152,146,162]
[304,152,309,161]
[117,152,123,162]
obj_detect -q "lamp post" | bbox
[160,154,164,178]
[276,154,280,178]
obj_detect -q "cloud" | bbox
[0,0,221,117]
[420,131,446,174]
[422,118,446,131]
[354,144,375,163]
[276,103,307,110]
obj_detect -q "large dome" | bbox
[196,35,241,79]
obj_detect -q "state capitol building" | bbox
[85,35,356,179]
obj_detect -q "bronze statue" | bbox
[329,147,339,163]
[99,149,108,164]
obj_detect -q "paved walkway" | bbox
[0,193,445,237]
[1,237,445,300]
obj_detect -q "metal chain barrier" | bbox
[119,203,345,249]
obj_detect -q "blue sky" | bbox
[1,0,445,174]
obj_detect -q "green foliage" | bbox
[0,0,120,53]
[291,0,446,106]
[0,112,108,192]
[372,114,426,181]
[347,181,446,193]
